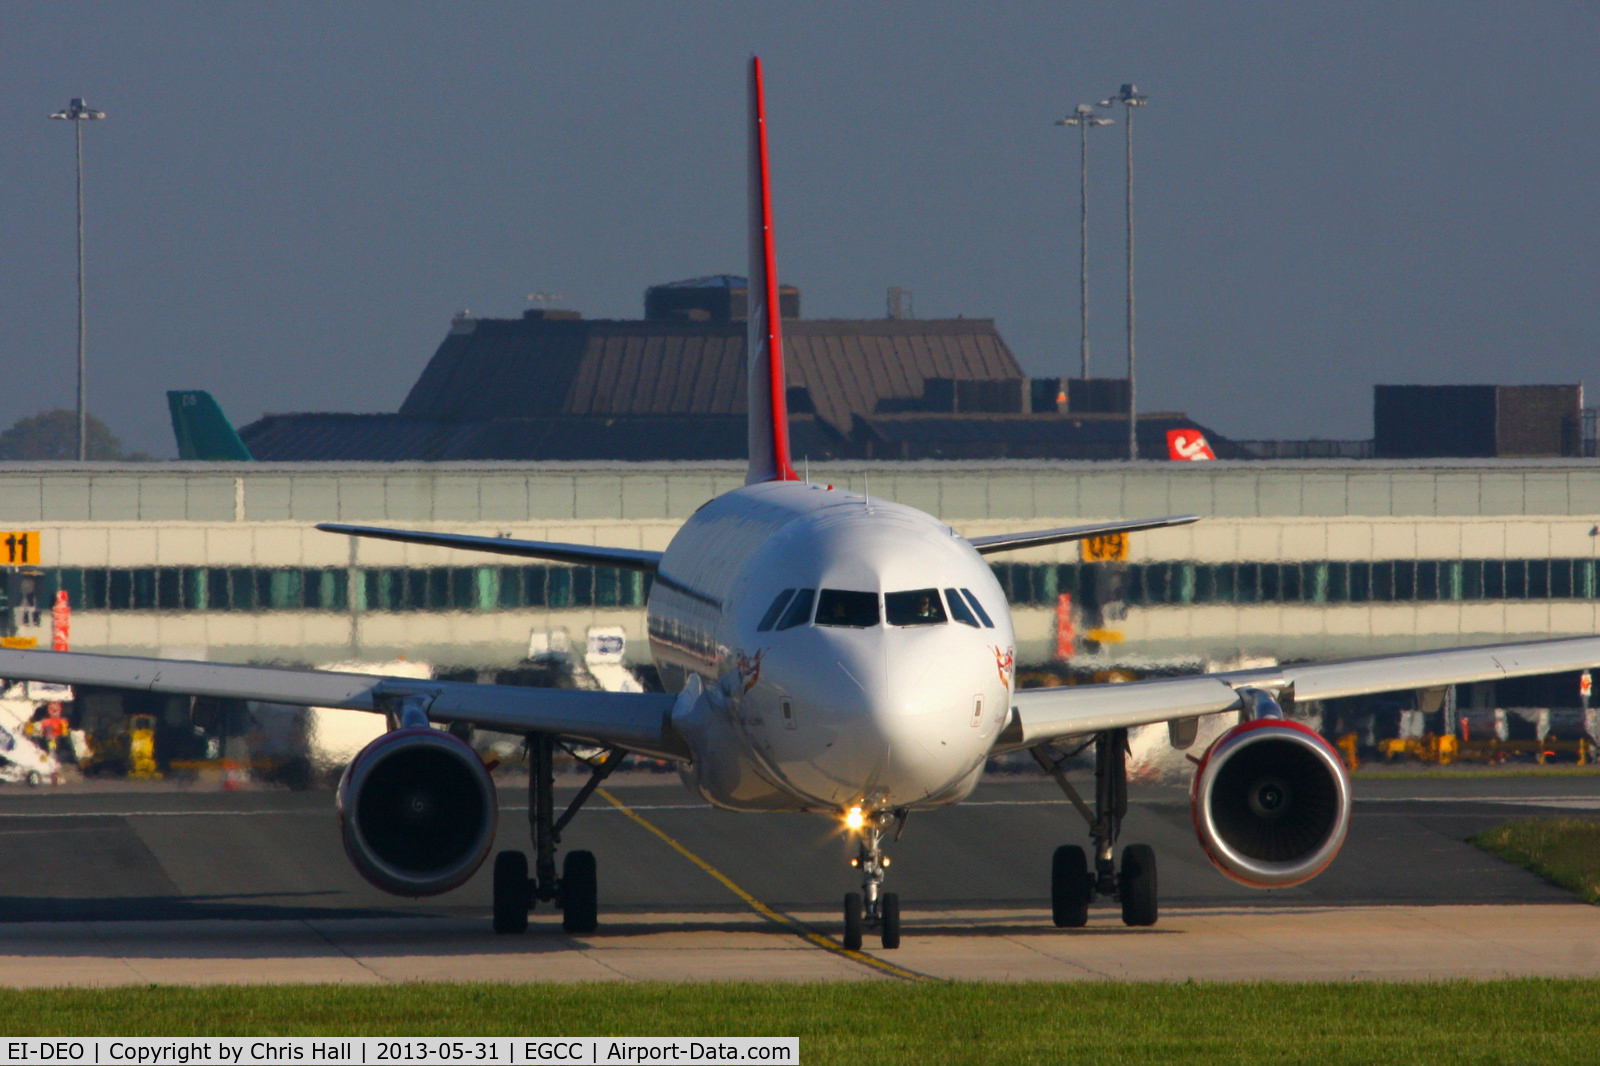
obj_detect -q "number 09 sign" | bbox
[1080,532,1129,563]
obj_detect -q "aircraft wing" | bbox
[0,648,686,761]
[967,515,1199,555]
[997,635,1600,751]
[317,524,662,572]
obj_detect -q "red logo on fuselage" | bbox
[737,649,765,692]
[993,646,1014,690]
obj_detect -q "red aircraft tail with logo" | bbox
[745,57,800,485]
[1167,428,1217,461]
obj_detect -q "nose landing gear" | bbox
[1032,728,1159,928]
[842,810,903,950]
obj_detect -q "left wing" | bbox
[317,523,662,571]
[0,648,686,760]
[967,514,1198,555]
[997,635,1600,751]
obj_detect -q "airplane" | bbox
[6,57,1600,951]
[167,390,253,461]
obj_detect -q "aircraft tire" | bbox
[1119,844,1158,927]
[843,892,863,951]
[880,892,901,949]
[492,850,530,934]
[562,850,599,934]
[1051,845,1091,928]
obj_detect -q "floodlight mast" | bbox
[49,98,106,462]
[1098,84,1146,461]
[1056,104,1113,385]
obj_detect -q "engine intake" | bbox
[1191,718,1350,888]
[337,726,497,897]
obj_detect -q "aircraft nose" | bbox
[784,630,995,726]
[766,628,1000,804]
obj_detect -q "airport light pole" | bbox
[1056,105,1112,384]
[1098,84,1146,460]
[50,98,105,462]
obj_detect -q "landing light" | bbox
[844,806,865,830]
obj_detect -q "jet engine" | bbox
[1190,708,1351,889]
[337,726,497,897]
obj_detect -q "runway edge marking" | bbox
[596,788,935,982]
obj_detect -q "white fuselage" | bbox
[647,480,1014,815]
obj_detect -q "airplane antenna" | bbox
[804,457,810,484]
[864,471,872,512]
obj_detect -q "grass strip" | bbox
[2,981,1599,1065]
[1470,817,1600,903]
[1352,765,1600,780]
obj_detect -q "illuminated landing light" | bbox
[844,806,865,830]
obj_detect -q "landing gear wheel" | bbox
[26,771,41,788]
[880,892,901,949]
[561,850,598,933]
[842,892,863,951]
[1119,844,1158,927]
[492,850,530,934]
[1051,845,1091,928]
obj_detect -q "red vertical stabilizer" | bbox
[745,57,800,485]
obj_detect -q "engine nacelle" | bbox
[1190,718,1351,888]
[337,726,497,897]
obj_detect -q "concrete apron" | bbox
[3,904,1598,986]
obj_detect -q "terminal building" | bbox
[3,458,1598,777]
[3,458,1597,697]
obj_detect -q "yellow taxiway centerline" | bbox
[596,788,933,982]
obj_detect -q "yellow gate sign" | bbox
[1080,532,1129,563]
[2,531,41,566]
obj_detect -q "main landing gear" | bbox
[1032,728,1158,929]
[842,810,904,951]
[493,733,622,936]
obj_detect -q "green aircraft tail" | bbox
[168,391,253,461]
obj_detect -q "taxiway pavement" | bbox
[0,774,1595,984]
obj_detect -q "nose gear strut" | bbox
[842,809,904,951]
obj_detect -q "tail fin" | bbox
[168,391,253,461]
[745,56,799,485]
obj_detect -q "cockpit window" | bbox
[757,589,796,632]
[815,589,881,628]
[775,588,816,630]
[885,588,947,627]
[944,587,980,627]
[960,588,995,628]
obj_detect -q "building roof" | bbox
[652,275,748,289]
[398,315,1023,436]
[232,291,1254,462]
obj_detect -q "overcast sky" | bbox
[3,2,1597,457]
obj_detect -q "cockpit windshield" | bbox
[757,589,796,632]
[775,588,816,630]
[885,588,947,627]
[960,588,995,628]
[815,589,881,628]
[944,588,980,627]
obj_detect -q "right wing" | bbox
[998,635,1600,752]
[317,523,662,572]
[967,515,1198,556]
[0,648,686,761]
